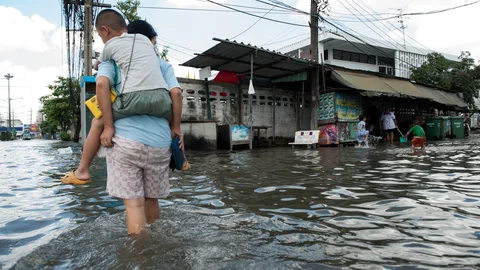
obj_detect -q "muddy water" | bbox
[1,139,480,269]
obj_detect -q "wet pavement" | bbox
[1,138,480,269]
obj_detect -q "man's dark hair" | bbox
[127,20,157,40]
[359,115,365,121]
[95,9,127,31]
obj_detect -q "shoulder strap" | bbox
[118,33,136,96]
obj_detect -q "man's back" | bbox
[101,33,168,93]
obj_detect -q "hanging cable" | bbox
[230,4,277,40]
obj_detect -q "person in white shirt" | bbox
[381,107,397,144]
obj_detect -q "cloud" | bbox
[0,60,62,124]
[0,6,57,53]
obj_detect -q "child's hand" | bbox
[101,126,115,147]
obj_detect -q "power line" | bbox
[263,32,310,46]
[204,0,308,27]
[338,0,404,50]
[138,5,294,15]
[230,4,277,39]
[261,25,295,46]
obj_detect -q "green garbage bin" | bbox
[450,116,464,139]
[439,117,448,140]
[425,117,441,140]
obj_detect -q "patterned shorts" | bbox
[106,135,171,200]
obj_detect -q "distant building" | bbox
[279,31,458,79]
[0,119,23,133]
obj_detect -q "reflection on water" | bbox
[1,138,480,269]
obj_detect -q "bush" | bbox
[60,131,71,141]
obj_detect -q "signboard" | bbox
[31,124,38,133]
[199,66,212,80]
[231,125,249,141]
[336,92,361,121]
[318,124,339,145]
[317,92,335,120]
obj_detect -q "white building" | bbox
[279,31,458,79]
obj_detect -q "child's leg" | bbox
[145,198,160,224]
[124,198,147,235]
[75,118,104,180]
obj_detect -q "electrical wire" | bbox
[263,32,310,46]
[204,0,308,27]
[138,5,293,15]
[230,4,277,39]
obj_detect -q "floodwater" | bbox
[1,138,480,269]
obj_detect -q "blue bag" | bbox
[169,137,184,171]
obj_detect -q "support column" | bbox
[272,84,276,144]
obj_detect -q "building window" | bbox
[379,66,393,75]
[333,49,375,64]
[323,50,328,60]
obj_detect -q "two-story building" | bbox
[278,31,458,79]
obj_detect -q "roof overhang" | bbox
[181,38,318,80]
[330,67,468,108]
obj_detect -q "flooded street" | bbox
[1,138,480,269]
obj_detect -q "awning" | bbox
[331,69,467,107]
[182,38,317,79]
[331,70,397,95]
[414,84,468,108]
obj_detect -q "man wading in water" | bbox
[69,10,183,234]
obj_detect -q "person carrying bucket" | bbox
[404,123,427,151]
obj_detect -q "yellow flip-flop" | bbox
[60,170,91,185]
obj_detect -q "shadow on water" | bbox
[1,138,480,269]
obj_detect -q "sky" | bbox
[0,0,479,124]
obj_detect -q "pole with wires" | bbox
[4,73,13,133]
[310,0,320,130]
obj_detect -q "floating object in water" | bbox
[57,147,73,154]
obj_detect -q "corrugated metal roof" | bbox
[181,38,317,79]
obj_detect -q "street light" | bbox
[4,73,13,132]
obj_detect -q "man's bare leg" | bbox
[75,118,104,180]
[124,198,147,235]
[145,198,160,224]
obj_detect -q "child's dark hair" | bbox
[359,115,365,121]
[95,9,127,31]
[127,20,157,40]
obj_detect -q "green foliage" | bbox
[39,120,58,135]
[60,131,71,141]
[411,51,480,108]
[159,46,169,62]
[39,77,81,138]
[115,0,141,23]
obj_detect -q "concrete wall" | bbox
[178,78,311,141]
[181,121,217,150]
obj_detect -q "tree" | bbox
[115,0,141,23]
[40,77,81,141]
[411,52,480,108]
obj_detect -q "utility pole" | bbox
[398,8,407,49]
[64,0,111,75]
[4,73,13,132]
[310,0,320,130]
[84,0,93,76]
